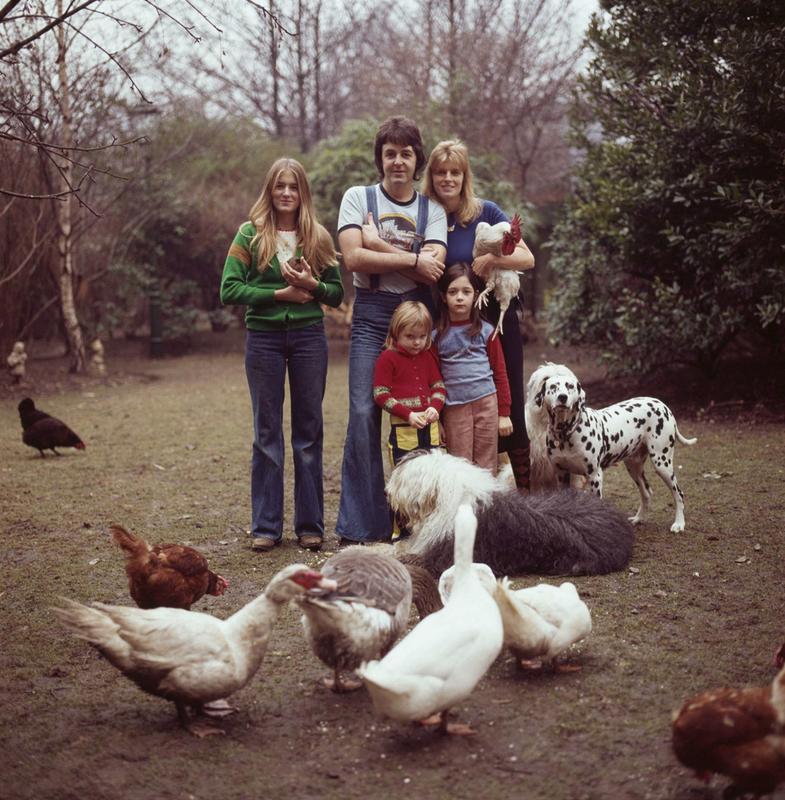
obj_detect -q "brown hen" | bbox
[111,524,229,610]
[672,665,785,798]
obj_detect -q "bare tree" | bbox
[0,0,290,203]
[0,0,291,367]
[352,0,581,199]
[53,0,86,371]
[169,0,370,149]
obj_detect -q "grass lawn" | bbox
[1,329,784,800]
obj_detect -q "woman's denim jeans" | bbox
[336,288,423,542]
[245,324,327,543]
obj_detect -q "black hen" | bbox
[18,397,86,457]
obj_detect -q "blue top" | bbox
[445,200,508,266]
[434,320,497,406]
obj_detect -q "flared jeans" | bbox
[245,323,327,543]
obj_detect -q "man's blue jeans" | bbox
[336,288,423,542]
[245,324,327,543]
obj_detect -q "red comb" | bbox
[501,214,522,256]
[510,213,522,242]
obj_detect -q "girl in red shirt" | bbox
[373,301,447,467]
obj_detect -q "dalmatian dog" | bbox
[526,362,587,492]
[529,363,697,532]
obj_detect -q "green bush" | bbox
[548,0,785,374]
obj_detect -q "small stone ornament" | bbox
[89,339,106,376]
[7,341,27,384]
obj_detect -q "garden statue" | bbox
[7,341,27,385]
[89,339,106,376]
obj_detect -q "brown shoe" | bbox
[251,537,276,552]
[298,535,322,552]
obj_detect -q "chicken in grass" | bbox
[17,397,85,457]
[671,664,785,798]
[111,524,229,611]
[472,213,523,339]
[54,565,336,737]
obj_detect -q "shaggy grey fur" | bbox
[412,488,635,578]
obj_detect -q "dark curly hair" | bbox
[434,262,483,339]
[374,117,426,181]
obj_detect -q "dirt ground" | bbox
[1,329,784,800]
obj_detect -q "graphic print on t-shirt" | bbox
[379,212,425,253]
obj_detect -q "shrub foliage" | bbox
[548,0,785,373]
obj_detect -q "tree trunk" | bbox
[312,1,322,143]
[447,0,457,132]
[295,0,308,152]
[268,0,283,138]
[55,0,85,373]
[424,0,433,104]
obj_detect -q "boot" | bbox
[508,445,531,493]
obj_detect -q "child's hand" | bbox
[423,406,439,423]
[498,415,513,436]
[408,410,428,429]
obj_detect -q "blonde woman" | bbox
[424,140,535,490]
[220,157,343,552]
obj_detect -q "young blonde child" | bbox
[433,262,511,475]
[373,301,447,467]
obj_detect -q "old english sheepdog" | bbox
[386,449,635,577]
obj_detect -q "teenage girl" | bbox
[433,262,511,475]
[373,300,446,467]
[220,157,344,553]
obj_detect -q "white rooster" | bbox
[473,212,523,339]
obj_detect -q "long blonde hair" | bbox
[423,140,483,226]
[384,301,433,350]
[247,157,336,275]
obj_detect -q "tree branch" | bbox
[0,0,99,59]
[0,0,24,24]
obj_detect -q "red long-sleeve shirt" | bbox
[373,347,447,423]
[487,334,512,416]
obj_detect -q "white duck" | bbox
[54,564,335,737]
[296,547,414,693]
[357,504,503,735]
[440,564,592,671]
